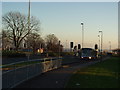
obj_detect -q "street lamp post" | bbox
[26,0,31,81]
[98,35,100,52]
[81,22,84,48]
[26,0,31,61]
[66,40,67,51]
[99,31,103,58]
[109,41,111,52]
[28,0,30,35]
[59,40,61,58]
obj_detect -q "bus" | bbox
[80,48,98,60]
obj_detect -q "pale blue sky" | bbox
[2,2,118,49]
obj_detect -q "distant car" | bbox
[81,48,97,60]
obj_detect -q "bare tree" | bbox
[1,30,12,50]
[26,33,45,53]
[2,11,40,51]
[45,34,63,52]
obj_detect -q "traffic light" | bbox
[95,44,98,50]
[74,46,77,50]
[78,44,81,49]
[70,42,73,48]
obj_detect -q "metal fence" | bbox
[1,57,62,88]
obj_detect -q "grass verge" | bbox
[1,60,43,71]
[65,57,120,88]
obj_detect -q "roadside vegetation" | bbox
[2,50,74,58]
[65,56,120,88]
[2,60,43,71]
[1,11,63,57]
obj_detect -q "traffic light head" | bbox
[95,44,98,50]
[78,44,81,49]
[70,42,73,48]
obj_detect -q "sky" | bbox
[1,1,118,50]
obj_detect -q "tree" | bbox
[26,32,45,53]
[2,11,40,51]
[1,30,12,50]
[45,34,63,52]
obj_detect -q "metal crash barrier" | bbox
[1,57,62,88]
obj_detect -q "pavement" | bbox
[14,56,110,88]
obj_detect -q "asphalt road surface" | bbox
[14,56,108,88]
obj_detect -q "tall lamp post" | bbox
[28,0,30,36]
[59,40,61,58]
[98,35,100,52]
[66,40,67,51]
[26,0,31,80]
[81,22,84,48]
[26,0,31,61]
[99,31,103,58]
[109,41,111,52]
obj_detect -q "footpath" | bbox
[14,56,109,88]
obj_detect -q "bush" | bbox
[47,52,59,57]
[60,52,74,56]
[47,52,74,57]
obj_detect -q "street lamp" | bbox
[27,0,31,61]
[66,40,68,51]
[109,41,111,52]
[98,35,100,52]
[28,0,30,35]
[81,22,84,48]
[99,31,103,57]
[59,40,61,58]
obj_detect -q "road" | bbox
[14,56,107,88]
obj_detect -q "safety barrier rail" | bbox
[1,57,62,88]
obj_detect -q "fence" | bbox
[1,57,62,88]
